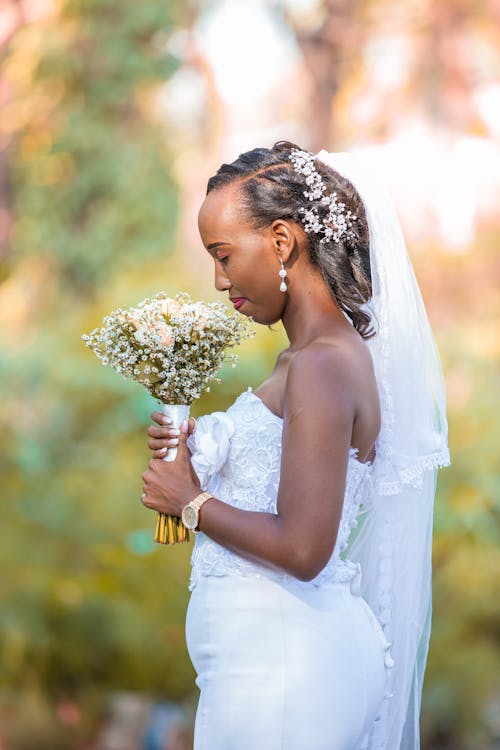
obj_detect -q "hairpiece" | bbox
[288,148,357,245]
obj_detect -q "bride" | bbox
[140,141,450,749]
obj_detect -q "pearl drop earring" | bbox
[279,258,288,292]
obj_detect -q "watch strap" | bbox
[190,491,213,513]
[183,491,214,532]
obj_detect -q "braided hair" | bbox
[206,140,374,339]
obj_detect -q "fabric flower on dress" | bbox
[187,412,235,490]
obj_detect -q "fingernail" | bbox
[182,419,188,433]
[168,428,180,436]
[161,416,172,424]
[159,447,168,454]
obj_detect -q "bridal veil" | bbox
[315,149,450,750]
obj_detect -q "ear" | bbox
[270,219,296,264]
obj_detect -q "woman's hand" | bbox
[147,411,197,458]
[141,419,201,517]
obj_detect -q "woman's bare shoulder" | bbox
[283,340,354,420]
[283,334,376,420]
[287,332,371,380]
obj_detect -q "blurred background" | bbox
[1,0,499,748]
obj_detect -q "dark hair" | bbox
[206,140,374,339]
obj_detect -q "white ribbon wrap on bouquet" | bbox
[186,412,235,490]
[160,403,190,462]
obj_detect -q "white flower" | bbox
[187,412,235,490]
[82,291,254,404]
[133,327,148,344]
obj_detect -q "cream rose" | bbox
[159,298,183,317]
[155,322,174,348]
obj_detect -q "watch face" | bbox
[182,505,198,530]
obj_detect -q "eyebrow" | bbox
[207,242,231,250]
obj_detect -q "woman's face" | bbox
[198,184,289,326]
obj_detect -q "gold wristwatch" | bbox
[181,491,214,532]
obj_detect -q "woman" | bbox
[140,141,450,750]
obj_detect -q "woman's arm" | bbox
[193,345,355,581]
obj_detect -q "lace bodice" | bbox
[186,387,373,592]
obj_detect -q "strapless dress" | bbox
[185,388,392,750]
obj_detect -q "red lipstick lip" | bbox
[230,297,246,309]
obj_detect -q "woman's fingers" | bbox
[152,448,171,459]
[150,411,172,427]
[149,413,196,429]
[147,415,196,454]
[147,424,180,439]
[148,436,179,450]
[147,421,194,449]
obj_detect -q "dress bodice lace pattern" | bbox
[186,387,372,593]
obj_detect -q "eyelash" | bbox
[218,256,229,264]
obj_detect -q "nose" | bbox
[214,265,231,293]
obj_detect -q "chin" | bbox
[251,311,282,327]
[239,299,283,326]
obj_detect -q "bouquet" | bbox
[82,290,254,545]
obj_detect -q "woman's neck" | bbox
[281,275,355,351]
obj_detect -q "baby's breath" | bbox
[82,291,255,404]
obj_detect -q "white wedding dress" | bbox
[185,387,394,750]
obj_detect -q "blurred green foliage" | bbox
[9,0,182,294]
[1,1,210,746]
[423,346,500,748]
[410,235,500,748]
[1,4,286,747]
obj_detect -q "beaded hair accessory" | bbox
[288,148,357,245]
